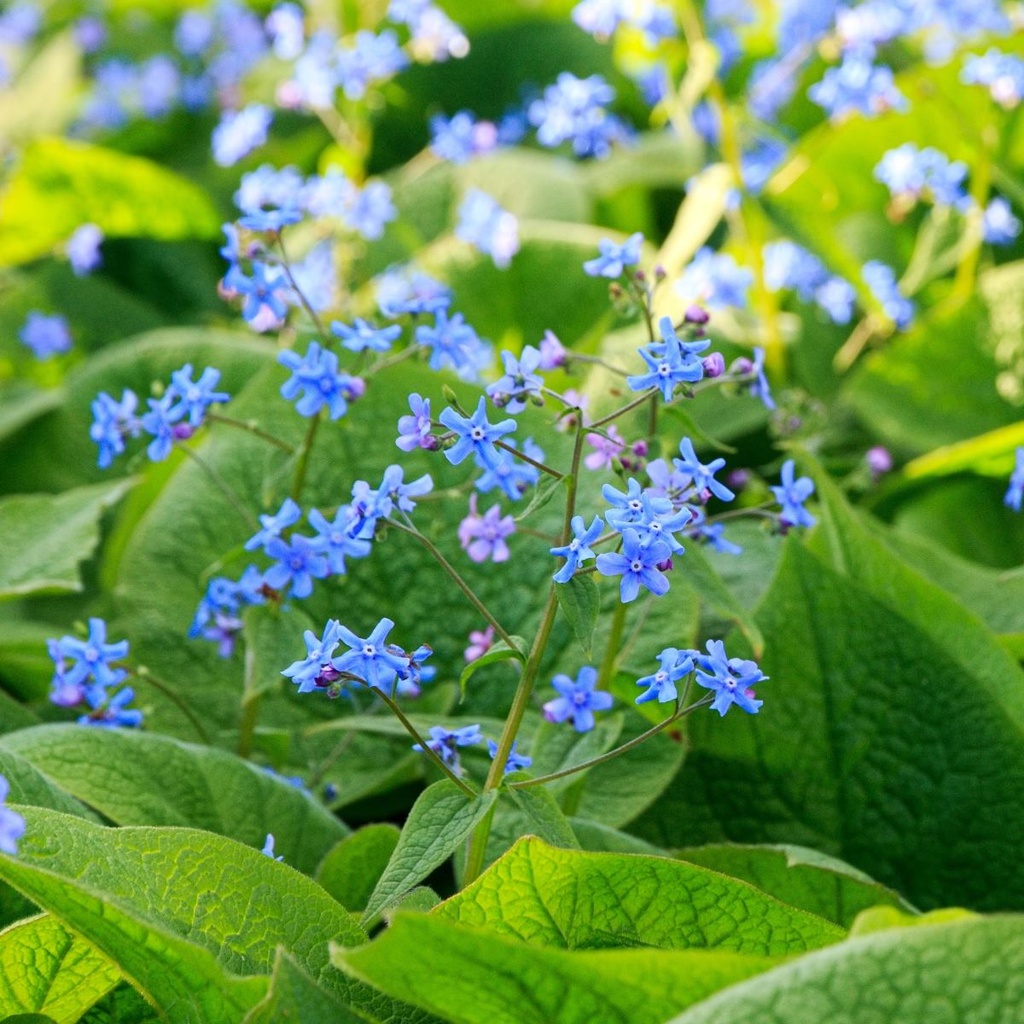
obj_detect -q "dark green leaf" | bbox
[315,825,400,912]
[459,638,525,700]
[555,575,600,657]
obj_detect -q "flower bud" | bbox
[702,352,726,378]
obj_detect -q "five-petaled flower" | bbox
[543,665,613,733]
[694,639,766,716]
[438,397,517,471]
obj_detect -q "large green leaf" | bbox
[0,480,133,600]
[315,825,400,912]
[676,844,913,929]
[241,951,363,1024]
[362,780,498,924]
[0,725,349,874]
[437,837,844,953]
[0,808,376,1024]
[0,913,121,1022]
[0,138,220,268]
[333,912,778,1024]
[667,915,1024,1024]
[634,476,1024,911]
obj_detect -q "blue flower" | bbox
[307,507,372,574]
[439,397,517,472]
[543,665,613,732]
[377,464,434,514]
[771,459,816,529]
[334,618,410,690]
[19,312,72,360]
[263,534,330,599]
[676,249,752,310]
[528,72,627,159]
[674,438,735,503]
[862,260,914,329]
[212,104,272,167]
[261,833,285,860]
[230,261,290,330]
[376,266,451,317]
[627,317,707,400]
[48,618,129,695]
[245,497,302,553]
[808,57,907,121]
[140,394,187,463]
[456,189,520,269]
[430,111,498,163]
[238,207,303,233]
[344,181,397,240]
[603,477,672,531]
[962,48,1024,108]
[278,342,360,420]
[583,231,643,278]
[694,639,766,716]
[813,278,856,325]
[66,224,104,275]
[415,309,493,380]
[763,240,828,301]
[336,29,407,99]
[635,647,696,705]
[874,144,969,209]
[596,528,672,602]
[0,774,26,855]
[331,317,402,353]
[1005,447,1024,512]
[90,389,141,469]
[487,739,533,774]
[745,347,775,411]
[413,724,482,773]
[396,393,435,452]
[78,685,144,729]
[166,364,230,427]
[282,619,343,692]
[487,346,544,413]
[983,198,1021,245]
[474,437,543,501]
[551,514,605,583]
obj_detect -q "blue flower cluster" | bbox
[874,144,970,209]
[90,364,229,468]
[626,316,712,401]
[962,48,1024,108]
[47,619,143,728]
[19,312,72,360]
[763,241,855,325]
[456,190,520,270]
[527,72,630,159]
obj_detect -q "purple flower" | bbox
[1005,447,1024,512]
[0,774,26,855]
[583,232,643,278]
[487,739,532,774]
[635,647,696,705]
[439,397,517,471]
[487,346,543,413]
[333,618,409,690]
[694,639,766,716]
[282,619,343,693]
[538,330,567,370]
[771,459,816,529]
[543,665,613,733]
[19,312,72,360]
[396,393,436,452]
[413,724,482,773]
[263,534,330,598]
[456,189,520,269]
[464,625,494,663]
[583,426,625,471]
[551,514,604,583]
[458,495,515,563]
[332,318,402,353]
[245,497,302,553]
[66,224,104,276]
[596,528,672,602]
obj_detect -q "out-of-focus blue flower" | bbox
[175,9,213,56]
[337,30,408,99]
[245,497,302,553]
[741,138,787,194]
[862,260,914,329]
[289,31,338,108]
[551,514,604,583]
[596,527,672,602]
[487,346,543,412]
[487,739,532,774]
[263,534,330,599]
[405,5,470,62]
[1005,447,1024,512]
[771,458,816,528]
[962,48,1024,109]
[90,390,142,469]
[138,56,181,118]
[583,232,643,278]
[874,144,969,208]
[676,248,753,310]
[814,277,856,324]
[166,364,230,427]
[439,397,516,471]
[288,241,337,312]
[983,197,1022,245]
[748,56,802,121]
[230,262,290,331]
[66,224,104,276]
[456,189,520,269]
[776,0,836,52]
[415,310,493,380]
[430,111,499,163]
[19,312,71,360]
[764,240,828,300]
[212,105,273,167]
[376,266,451,317]
[414,724,482,773]
[0,775,26,855]
[543,665,613,733]
[694,639,766,715]
[635,647,695,705]
[266,3,305,60]
[0,3,40,46]
[345,181,397,240]
[528,72,627,159]
[332,318,402,353]
[74,16,107,53]
[278,342,361,420]
[809,57,907,121]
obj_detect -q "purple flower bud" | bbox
[702,352,726,378]
[656,557,674,572]
[732,356,753,375]
[172,423,195,441]
[866,445,893,477]
[727,469,750,491]
[685,304,710,325]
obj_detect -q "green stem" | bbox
[276,235,331,343]
[369,686,477,797]
[237,694,261,758]
[205,413,296,453]
[290,413,321,502]
[388,517,519,651]
[597,600,628,691]
[132,668,211,744]
[177,445,259,531]
[509,695,712,789]
[495,439,563,479]
[589,389,657,430]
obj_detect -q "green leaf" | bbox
[0,808,383,1024]
[315,825,400,912]
[526,714,623,793]
[666,915,1024,1024]
[0,913,121,1021]
[0,480,133,600]
[676,844,914,929]
[241,951,363,1024]
[333,912,779,1024]
[0,725,349,874]
[458,638,525,700]
[569,818,665,855]
[80,984,162,1024]
[503,777,581,850]
[900,420,1024,482]
[362,780,498,925]
[555,575,600,657]
[0,744,95,821]
[437,837,844,953]
[0,138,220,268]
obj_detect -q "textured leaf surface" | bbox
[437,838,844,954]
[555,575,600,657]
[667,915,1024,1024]
[1,725,349,874]
[241,951,363,1024]
[0,808,369,1023]
[315,825,400,912]
[0,138,220,267]
[676,844,913,929]
[0,481,133,599]
[0,913,121,1021]
[362,781,498,924]
[334,913,777,1024]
